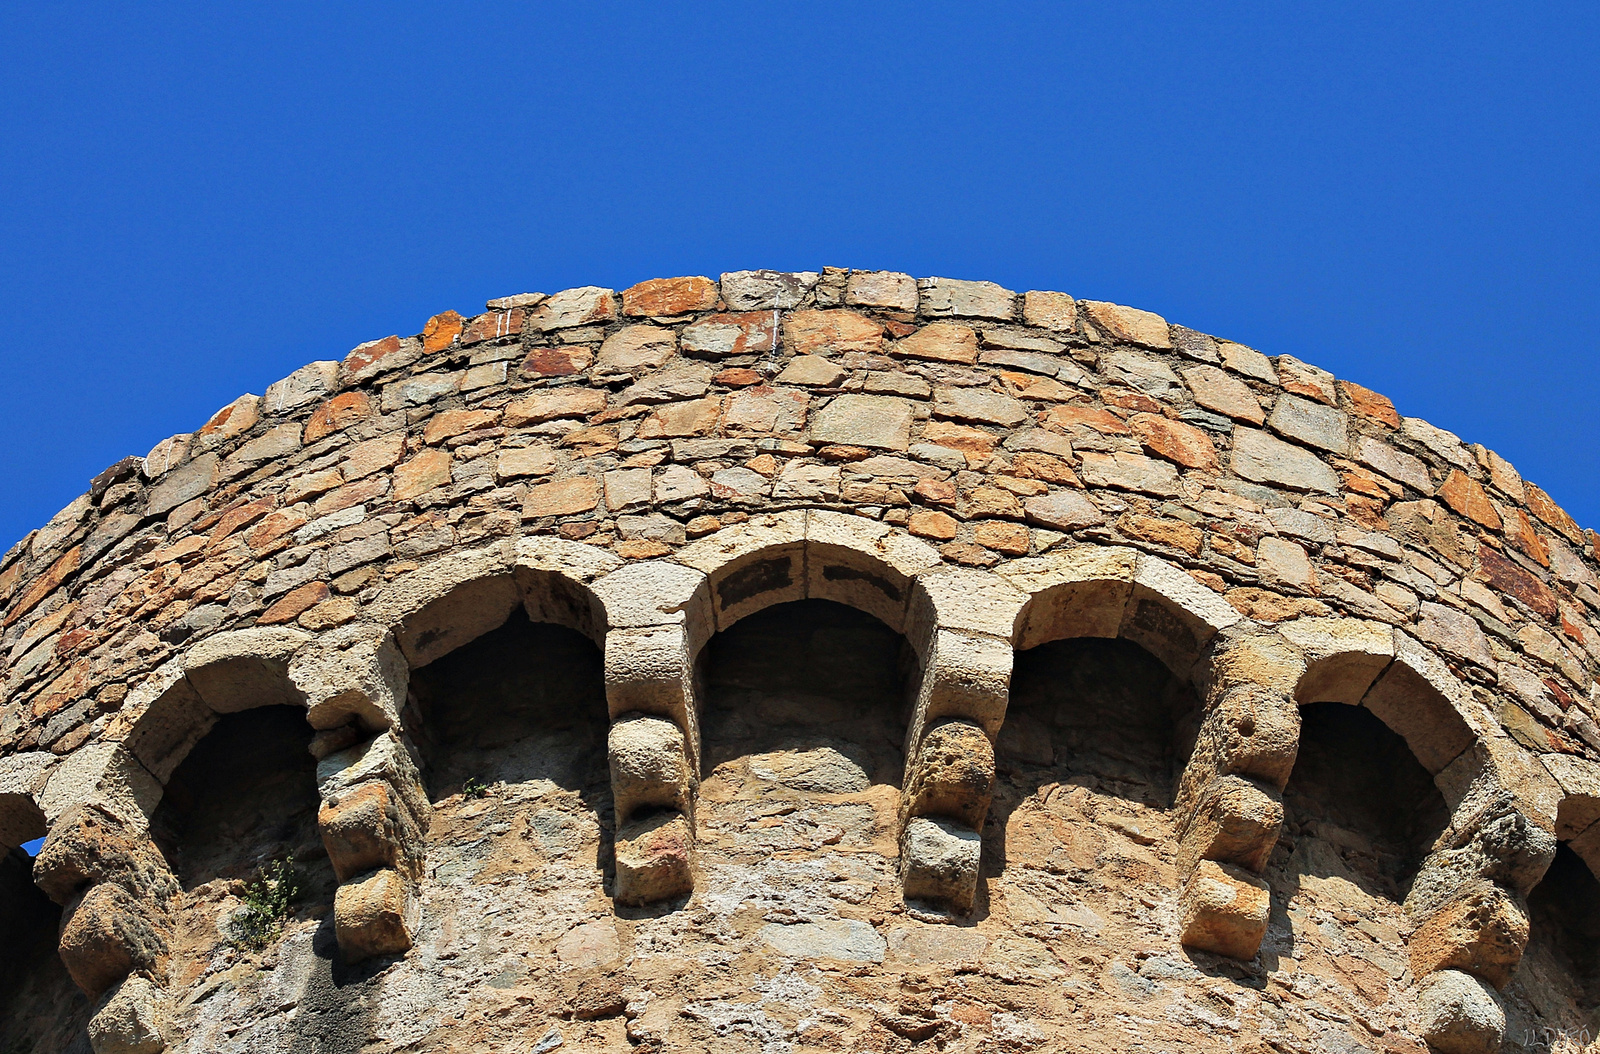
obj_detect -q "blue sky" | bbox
[1,1,1595,553]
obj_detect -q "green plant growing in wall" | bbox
[462,776,491,800]
[230,856,305,951]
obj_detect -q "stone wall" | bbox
[4,268,1600,1052]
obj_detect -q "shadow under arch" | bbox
[0,769,88,1053]
[696,596,920,916]
[378,540,621,915]
[1504,841,1600,1045]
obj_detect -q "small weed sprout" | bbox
[230,856,304,951]
[462,776,491,800]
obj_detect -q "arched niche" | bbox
[381,540,620,921]
[696,597,918,901]
[128,635,325,898]
[1505,842,1600,1042]
[0,756,87,1054]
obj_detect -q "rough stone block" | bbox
[87,973,170,1054]
[903,720,995,830]
[1414,969,1505,1054]
[908,630,1014,741]
[1229,428,1340,494]
[1177,775,1283,874]
[608,713,692,824]
[1178,860,1270,960]
[34,804,178,906]
[809,394,914,451]
[917,277,1016,320]
[1176,687,1301,816]
[1408,880,1529,989]
[900,817,981,911]
[719,270,818,310]
[614,811,693,906]
[116,678,216,785]
[290,625,408,732]
[319,780,425,882]
[333,868,418,962]
[316,732,431,835]
[59,883,169,996]
[603,626,698,748]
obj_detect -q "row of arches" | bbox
[1,518,1595,1051]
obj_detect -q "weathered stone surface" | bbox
[531,286,616,330]
[621,276,717,317]
[319,780,424,881]
[904,719,994,829]
[614,811,693,905]
[334,868,417,961]
[1415,969,1506,1054]
[1178,860,1270,959]
[1267,394,1347,454]
[775,354,847,387]
[782,309,883,355]
[1177,775,1282,873]
[1081,300,1170,347]
[598,324,677,372]
[6,266,1599,1052]
[720,270,818,310]
[845,270,918,312]
[608,712,691,823]
[87,973,170,1054]
[1182,364,1263,423]
[1409,881,1529,989]
[1021,290,1077,330]
[892,322,978,364]
[1023,489,1103,530]
[59,882,169,996]
[809,395,913,451]
[901,816,981,910]
[918,277,1015,320]
[1128,413,1218,469]
[1229,428,1339,493]
[932,387,1026,427]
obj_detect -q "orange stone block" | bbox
[1526,483,1583,543]
[782,309,884,356]
[908,510,959,541]
[621,276,719,317]
[422,310,464,354]
[1439,469,1502,531]
[393,449,453,501]
[304,391,372,443]
[460,308,524,345]
[4,546,81,627]
[1508,509,1550,568]
[524,477,601,518]
[1339,379,1401,428]
[1041,404,1131,435]
[974,521,1030,555]
[260,581,330,625]
[1128,412,1218,470]
[343,334,403,376]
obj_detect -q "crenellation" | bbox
[2,268,1599,1051]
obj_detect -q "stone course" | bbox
[2,268,1600,1052]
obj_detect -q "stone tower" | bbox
[2,269,1597,1053]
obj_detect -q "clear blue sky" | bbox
[1,1,1595,553]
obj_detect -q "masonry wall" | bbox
[4,268,1600,1053]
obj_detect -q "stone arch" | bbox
[364,537,624,916]
[999,545,1244,677]
[648,513,946,908]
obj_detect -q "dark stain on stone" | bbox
[821,563,901,603]
[717,557,793,609]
